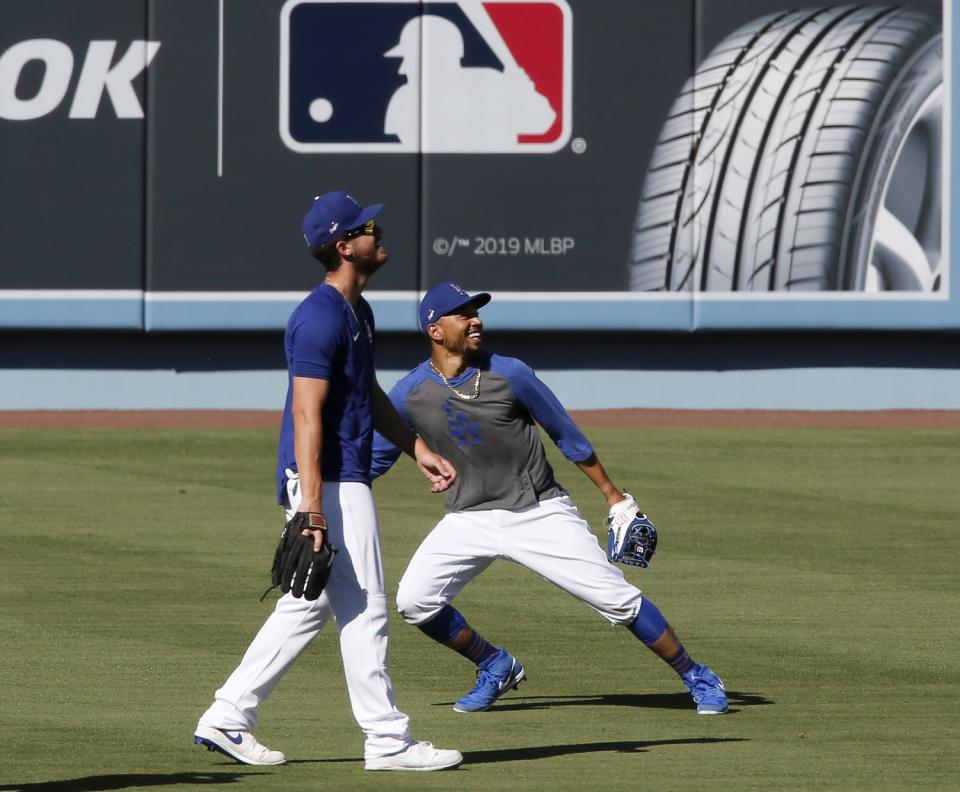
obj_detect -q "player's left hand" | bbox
[414,444,457,492]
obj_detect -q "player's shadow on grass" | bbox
[463,737,748,764]
[441,690,771,713]
[288,738,747,766]
[0,772,270,792]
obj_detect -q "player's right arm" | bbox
[291,376,328,513]
[292,375,329,551]
[287,297,342,551]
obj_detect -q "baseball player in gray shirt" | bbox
[372,282,727,715]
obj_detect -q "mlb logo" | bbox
[279,0,572,153]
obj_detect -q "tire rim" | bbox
[867,84,943,292]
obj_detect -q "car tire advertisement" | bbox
[631,5,943,295]
[0,0,952,330]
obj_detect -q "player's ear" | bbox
[427,323,443,342]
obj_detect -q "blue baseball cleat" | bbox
[453,648,526,713]
[681,664,728,714]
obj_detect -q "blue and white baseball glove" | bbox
[605,493,658,569]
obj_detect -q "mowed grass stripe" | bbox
[0,426,957,791]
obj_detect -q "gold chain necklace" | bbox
[430,362,481,400]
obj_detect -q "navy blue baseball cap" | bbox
[419,281,491,332]
[302,191,383,249]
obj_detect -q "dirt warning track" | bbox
[2,409,960,429]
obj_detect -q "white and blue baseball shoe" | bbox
[453,648,526,713]
[681,664,728,714]
[365,741,463,771]
[194,724,287,765]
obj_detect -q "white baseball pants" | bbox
[397,494,643,626]
[198,477,413,759]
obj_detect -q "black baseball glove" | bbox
[268,512,336,600]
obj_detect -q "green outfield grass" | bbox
[1,426,957,791]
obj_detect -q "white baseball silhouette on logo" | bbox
[384,15,555,153]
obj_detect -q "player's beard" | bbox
[355,243,389,277]
[359,257,385,276]
[448,324,483,358]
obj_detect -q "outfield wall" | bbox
[2,1,958,411]
[2,330,958,411]
[0,0,955,331]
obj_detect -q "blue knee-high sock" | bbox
[417,604,498,665]
[628,597,667,644]
[628,597,696,676]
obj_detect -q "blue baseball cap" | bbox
[419,281,491,332]
[302,191,383,249]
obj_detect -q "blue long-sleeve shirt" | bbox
[371,351,594,512]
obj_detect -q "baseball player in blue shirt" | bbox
[194,194,463,771]
[372,282,727,715]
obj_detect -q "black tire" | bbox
[628,5,942,292]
